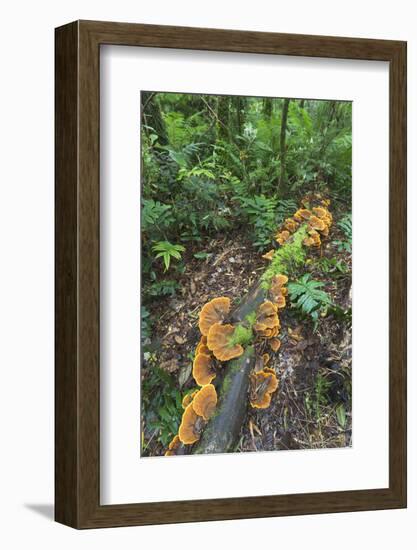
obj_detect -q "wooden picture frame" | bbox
[55,20,407,528]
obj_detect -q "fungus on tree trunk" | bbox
[249,368,279,409]
[192,353,217,386]
[294,208,312,222]
[198,297,231,336]
[275,229,290,245]
[207,322,244,362]
[182,390,198,409]
[178,403,205,445]
[192,384,217,420]
[262,249,275,261]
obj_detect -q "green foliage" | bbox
[193,251,211,260]
[316,256,349,275]
[152,241,185,271]
[228,324,254,347]
[261,225,308,287]
[244,311,257,327]
[237,194,278,249]
[288,274,332,322]
[328,304,352,325]
[338,214,352,239]
[141,306,151,346]
[141,199,174,235]
[276,199,298,225]
[284,100,352,194]
[142,365,185,448]
[334,213,352,252]
[336,403,347,429]
[313,373,332,420]
[147,279,180,297]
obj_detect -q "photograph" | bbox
[140,91,353,457]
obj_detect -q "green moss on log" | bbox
[261,225,308,289]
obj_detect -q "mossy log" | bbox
[193,346,255,454]
[192,225,309,454]
[193,282,268,454]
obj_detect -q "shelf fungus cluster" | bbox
[252,197,333,412]
[165,383,218,452]
[166,295,242,454]
[254,300,281,353]
[247,296,282,409]
[249,365,279,409]
[178,384,218,445]
[271,197,332,252]
[298,203,333,248]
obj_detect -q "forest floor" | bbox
[143,209,352,457]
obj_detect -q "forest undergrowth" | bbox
[140,92,352,456]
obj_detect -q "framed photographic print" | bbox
[55,20,406,528]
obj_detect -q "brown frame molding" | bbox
[55,20,407,528]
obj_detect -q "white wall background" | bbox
[0,0,415,548]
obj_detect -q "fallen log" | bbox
[192,228,311,454]
[169,198,333,456]
[191,235,304,454]
[194,346,255,454]
[193,281,268,453]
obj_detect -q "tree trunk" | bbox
[279,98,290,193]
[216,96,230,140]
[263,97,273,118]
[194,346,255,454]
[235,96,245,135]
[141,92,168,145]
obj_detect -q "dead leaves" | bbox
[159,358,179,373]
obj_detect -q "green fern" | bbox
[335,214,352,252]
[288,274,332,321]
[152,241,185,271]
[141,199,173,233]
[338,214,352,241]
[237,194,278,250]
[276,199,298,225]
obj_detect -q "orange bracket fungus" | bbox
[269,338,281,352]
[308,215,326,232]
[195,335,210,355]
[165,435,182,456]
[182,390,198,409]
[293,208,312,222]
[261,249,275,261]
[275,230,290,246]
[255,301,280,333]
[270,273,289,308]
[274,274,289,287]
[303,229,321,248]
[178,403,205,445]
[262,353,270,366]
[192,384,217,420]
[263,366,276,376]
[207,322,244,362]
[249,369,279,409]
[312,206,328,219]
[192,353,216,386]
[258,326,279,338]
[198,297,231,336]
[283,218,299,233]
